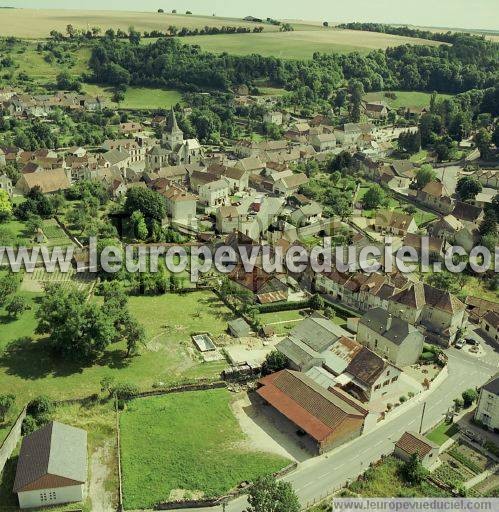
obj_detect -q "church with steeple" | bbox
[146,107,203,169]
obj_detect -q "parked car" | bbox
[455,339,465,349]
[465,337,479,346]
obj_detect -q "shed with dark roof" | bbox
[14,421,87,509]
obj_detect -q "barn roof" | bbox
[14,421,87,493]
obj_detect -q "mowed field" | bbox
[0,9,281,39]
[182,28,445,59]
[364,90,453,110]
[120,389,289,509]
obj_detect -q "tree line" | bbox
[87,32,499,96]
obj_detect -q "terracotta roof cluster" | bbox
[257,370,366,442]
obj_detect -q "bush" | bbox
[27,395,54,419]
[110,382,139,400]
[21,415,38,436]
[462,389,478,408]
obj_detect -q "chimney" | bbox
[386,314,393,332]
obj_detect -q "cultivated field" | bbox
[120,388,290,509]
[182,29,445,59]
[0,9,281,39]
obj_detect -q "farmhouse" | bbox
[394,431,439,469]
[276,315,351,372]
[13,422,87,509]
[416,181,453,214]
[387,282,467,346]
[481,311,499,343]
[340,346,401,402]
[357,308,424,367]
[475,374,499,431]
[17,169,71,195]
[374,210,417,236]
[256,369,369,454]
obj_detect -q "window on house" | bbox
[392,376,398,383]
[383,379,390,386]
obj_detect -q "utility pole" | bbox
[419,402,426,434]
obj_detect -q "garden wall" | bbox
[0,406,27,475]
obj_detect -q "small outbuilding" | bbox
[228,318,252,338]
[394,431,439,469]
[13,421,87,509]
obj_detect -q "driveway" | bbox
[168,344,499,512]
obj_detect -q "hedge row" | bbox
[257,300,311,314]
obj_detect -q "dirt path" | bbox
[89,442,114,512]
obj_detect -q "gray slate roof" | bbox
[277,315,350,369]
[483,374,499,396]
[359,307,416,346]
[14,421,87,493]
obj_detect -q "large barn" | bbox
[13,421,87,509]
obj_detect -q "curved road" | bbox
[165,345,498,512]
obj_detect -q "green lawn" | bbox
[364,91,453,110]
[0,218,31,247]
[0,291,231,443]
[120,388,290,509]
[426,421,459,445]
[83,84,183,110]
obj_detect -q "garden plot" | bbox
[20,268,95,293]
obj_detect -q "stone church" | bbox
[147,108,203,170]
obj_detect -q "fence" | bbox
[0,406,27,475]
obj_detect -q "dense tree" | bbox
[0,189,12,220]
[348,80,364,123]
[462,388,478,408]
[0,394,15,422]
[5,296,31,318]
[124,187,166,222]
[456,176,483,202]
[261,351,288,376]
[362,185,386,210]
[474,128,493,159]
[402,453,428,485]
[398,131,421,154]
[246,475,300,512]
[0,273,20,306]
[415,164,436,189]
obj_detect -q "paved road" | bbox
[169,343,499,512]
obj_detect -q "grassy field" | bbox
[348,456,447,497]
[82,84,183,110]
[0,290,231,443]
[5,41,91,83]
[120,388,289,509]
[426,421,459,445]
[0,9,281,39]
[364,91,453,110]
[182,29,444,59]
